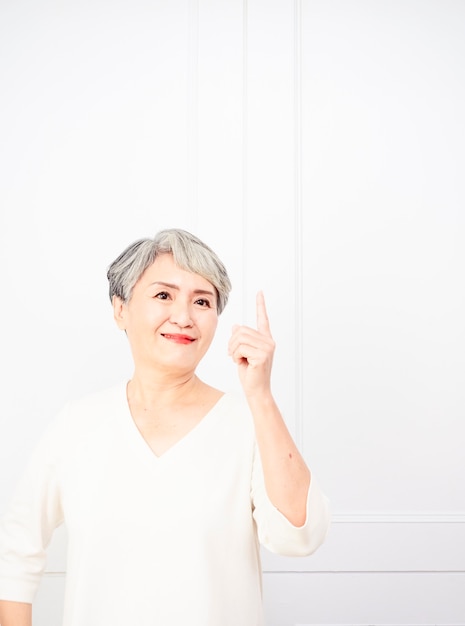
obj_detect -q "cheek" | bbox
[127,309,163,337]
[207,318,219,340]
[198,314,218,338]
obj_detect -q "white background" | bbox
[1,1,464,624]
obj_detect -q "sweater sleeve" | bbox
[0,413,65,603]
[250,442,330,557]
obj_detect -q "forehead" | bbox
[139,253,215,292]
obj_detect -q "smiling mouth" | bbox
[162,334,196,344]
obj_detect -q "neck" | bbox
[127,369,201,410]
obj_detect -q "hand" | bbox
[228,291,276,397]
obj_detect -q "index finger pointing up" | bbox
[256,291,272,336]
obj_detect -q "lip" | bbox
[162,334,196,345]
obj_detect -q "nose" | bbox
[169,299,193,328]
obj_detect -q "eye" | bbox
[194,298,211,308]
[154,291,170,300]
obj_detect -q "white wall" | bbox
[1,1,464,624]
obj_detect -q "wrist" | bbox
[244,389,276,415]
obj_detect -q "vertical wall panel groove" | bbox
[241,0,249,322]
[294,0,304,450]
[187,0,199,227]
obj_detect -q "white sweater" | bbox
[0,384,330,626]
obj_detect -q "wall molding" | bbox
[332,511,465,524]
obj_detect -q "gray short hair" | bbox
[107,229,231,314]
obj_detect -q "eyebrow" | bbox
[150,281,216,298]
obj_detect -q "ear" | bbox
[113,296,128,330]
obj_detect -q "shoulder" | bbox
[16,383,126,473]
[213,391,255,436]
[66,383,127,416]
[217,390,250,416]
[44,382,128,446]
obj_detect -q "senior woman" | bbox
[0,228,330,626]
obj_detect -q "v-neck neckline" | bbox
[120,382,227,463]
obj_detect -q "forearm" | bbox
[247,392,311,527]
[0,600,32,626]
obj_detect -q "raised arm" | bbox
[228,291,311,527]
[0,600,32,626]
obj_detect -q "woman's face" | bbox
[113,253,219,376]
